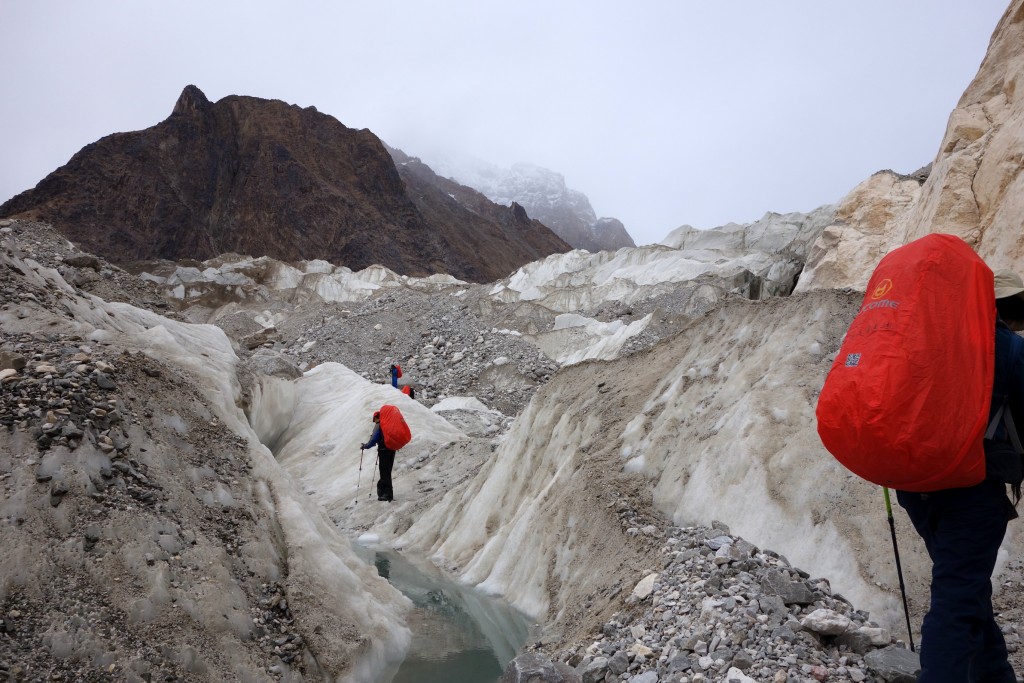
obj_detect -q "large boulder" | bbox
[795,171,922,291]
[797,0,1024,291]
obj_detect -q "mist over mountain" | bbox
[0,86,570,283]
[419,154,636,252]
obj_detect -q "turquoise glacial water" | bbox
[353,546,533,683]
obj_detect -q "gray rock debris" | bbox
[535,520,919,683]
[500,651,582,682]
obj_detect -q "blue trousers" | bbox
[897,480,1016,683]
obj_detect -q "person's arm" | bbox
[361,426,382,450]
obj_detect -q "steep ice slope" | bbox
[388,290,1022,635]
[489,243,801,313]
[0,235,412,682]
[247,362,467,518]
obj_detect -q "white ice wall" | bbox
[9,256,413,683]
[249,363,466,519]
[388,290,1022,631]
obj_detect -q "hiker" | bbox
[401,384,415,400]
[389,363,401,389]
[895,269,1024,683]
[361,410,396,502]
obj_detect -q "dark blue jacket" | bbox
[362,425,394,453]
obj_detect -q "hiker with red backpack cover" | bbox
[389,363,402,389]
[816,234,1022,683]
[360,405,412,502]
[895,270,1023,683]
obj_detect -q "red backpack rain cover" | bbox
[379,404,412,451]
[816,233,995,492]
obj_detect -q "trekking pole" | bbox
[369,453,378,499]
[357,448,364,489]
[883,486,916,652]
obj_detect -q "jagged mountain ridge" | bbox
[0,86,571,284]
[419,153,636,252]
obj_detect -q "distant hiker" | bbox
[895,269,1024,683]
[401,385,415,400]
[361,411,395,502]
[360,405,412,502]
[390,363,402,389]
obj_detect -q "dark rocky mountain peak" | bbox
[0,86,570,283]
[171,84,212,117]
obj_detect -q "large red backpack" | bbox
[816,233,995,492]
[378,404,412,451]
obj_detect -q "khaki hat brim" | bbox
[994,269,1024,299]
[995,285,1024,299]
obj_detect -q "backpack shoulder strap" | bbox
[987,399,1024,452]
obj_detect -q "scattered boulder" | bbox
[500,652,581,683]
[864,646,920,683]
[630,573,658,601]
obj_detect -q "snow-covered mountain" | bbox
[420,154,636,253]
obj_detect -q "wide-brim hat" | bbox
[995,270,1024,300]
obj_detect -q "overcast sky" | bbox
[1,1,1010,246]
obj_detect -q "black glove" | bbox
[360,444,366,450]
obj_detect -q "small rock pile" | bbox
[251,582,306,671]
[543,522,924,683]
[0,219,168,312]
[0,336,127,455]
